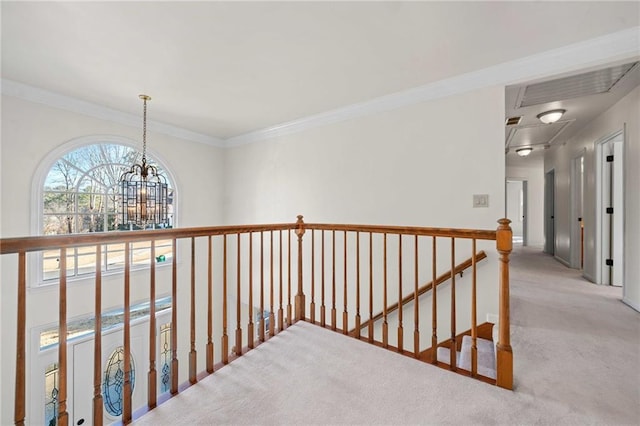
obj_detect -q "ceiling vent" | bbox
[505,116,522,126]
[519,62,638,107]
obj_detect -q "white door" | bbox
[73,328,147,425]
[599,134,624,287]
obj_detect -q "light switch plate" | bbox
[473,194,489,208]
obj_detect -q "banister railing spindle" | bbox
[15,251,26,426]
[207,236,214,372]
[279,230,284,331]
[236,233,243,355]
[269,231,275,337]
[58,249,69,426]
[431,237,437,364]
[414,235,419,358]
[123,243,132,423]
[383,233,388,348]
[368,232,374,343]
[471,239,478,377]
[222,235,229,363]
[189,238,197,384]
[321,230,326,327]
[355,232,361,338]
[94,246,104,423]
[294,215,305,321]
[147,243,156,410]
[343,230,348,334]
[310,230,316,324]
[248,233,254,349]
[449,238,457,371]
[331,230,336,331]
[171,238,178,394]
[259,232,265,343]
[397,234,403,352]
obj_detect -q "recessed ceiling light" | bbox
[516,147,533,157]
[536,109,566,124]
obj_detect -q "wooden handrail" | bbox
[352,250,488,333]
[305,223,496,240]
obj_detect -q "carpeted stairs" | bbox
[436,325,497,379]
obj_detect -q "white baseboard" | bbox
[622,297,640,313]
[554,255,571,268]
[582,271,596,283]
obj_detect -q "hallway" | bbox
[509,245,639,423]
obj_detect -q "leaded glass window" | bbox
[160,323,172,394]
[41,143,175,281]
[44,363,59,426]
[103,347,136,417]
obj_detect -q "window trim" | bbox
[32,134,180,287]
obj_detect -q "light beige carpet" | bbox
[133,246,639,425]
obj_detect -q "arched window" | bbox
[40,141,175,281]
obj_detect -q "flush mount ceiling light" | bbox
[119,95,169,229]
[516,147,533,157]
[536,109,566,124]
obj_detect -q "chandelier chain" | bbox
[142,96,148,163]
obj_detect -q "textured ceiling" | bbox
[2,2,639,140]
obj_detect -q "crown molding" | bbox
[226,26,640,147]
[1,79,226,148]
[3,27,638,149]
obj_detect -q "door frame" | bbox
[544,169,555,255]
[595,128,625,288]
[570,149,585,269]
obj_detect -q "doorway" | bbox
[544,170,555,255]
[596,130,624,287]
[506,180,527,245]
[570,152,585,269]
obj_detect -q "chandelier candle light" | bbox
[119,95,169,229]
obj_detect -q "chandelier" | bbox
[119,95,169,229]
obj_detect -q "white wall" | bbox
[224,85,507,344]
[0,95,225,425]
[224,86,505,229]
[507,157,545,247]
[544,86,640,310]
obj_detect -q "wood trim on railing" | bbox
[305,223,497,240]
[496,219,514,390]
[207,236,214,372]
[94,245,104,424]
[123,243,132,424]
[58,248,69,426]
[15,251,26,426]
[354,250,488,333]
[189,238,197,384]
[170,238,178,395]
[295,215,305,321]
[397,235,403,353]
[449,238,457,371]
[147,243,157,408]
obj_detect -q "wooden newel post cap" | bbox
[295,215,305,237]
[497,218,512,253]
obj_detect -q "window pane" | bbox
[44,363,59,426]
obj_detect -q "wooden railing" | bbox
[351,250,488,335]
[0,216,512,426]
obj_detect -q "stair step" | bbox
[436,346,460,365]
[459,335,496,379]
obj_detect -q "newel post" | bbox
[294,215,306,321]
[496,218,513,390]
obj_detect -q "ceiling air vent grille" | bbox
[519,62,638,107]
[505,116,522,126]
